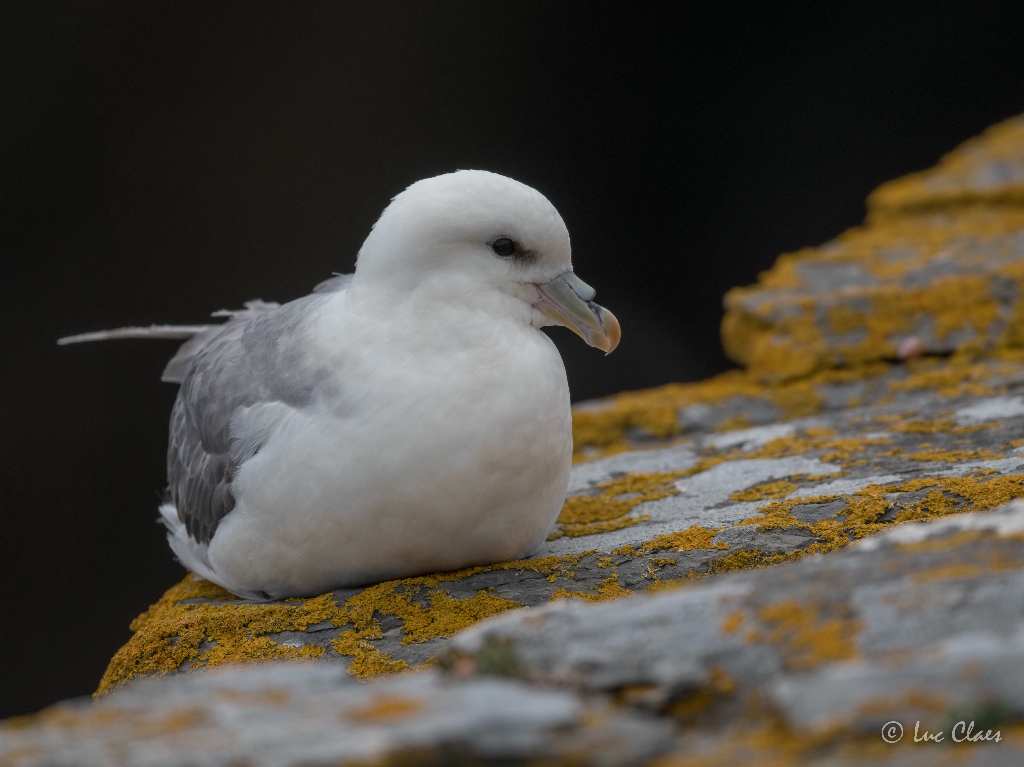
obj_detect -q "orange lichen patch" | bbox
[855,690,950,718]
[754,600,860,670]
[906,448,1001,462]
[551,472,684,539]
[760,432,887,462]
[333,630,410,677]
[884,416,992,436]
[396,590,521,644]
[669,667,737,721]
[722,203,1024,380]
[616,525,727,557]
[628,433,856,497]
[200,637,325,667]
[346,694,426,723]
[614,683,661,707]
[738,473,1024,556]
[911,563,990,583]
[889,417,957,433]
[627,471,1024,592]
[728,479,799,502]
[324,581,520,675]
[704,549,803,576]
[893,474,1024,522]
[569,364,900,459]
[98,585,348,695]
[714,414,751,432]
[552,575,632,602]
[887,353,1007,399]
[908,540,1024,585]
[869,115,1024,213]
[100,553,596,693]
[213,688,291,706]
[890,488,958,524]
[720,304,823,382]
[738,494,832,532]
[572,384,693,457]
[5,705,209,740]
[720,611,745,635]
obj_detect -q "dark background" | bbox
[3,1,1022,717]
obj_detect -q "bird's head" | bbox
[353,170,620,354]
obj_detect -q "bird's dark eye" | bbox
[491,237,517,257]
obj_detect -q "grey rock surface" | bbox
[9,118,1024,766]
[446,502,1024,765]
[95,348,1024,696]
[6,504,1024,765]
[0,664,672,767]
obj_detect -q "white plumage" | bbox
[62,170,620,598]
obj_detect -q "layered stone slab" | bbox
[722,116,1024,381]
[7,503,1024,766]
[869,116,1024,213]
[97,350,1024,693]
[9,112,1024,767]
[448,502,1024,766]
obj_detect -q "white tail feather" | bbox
[57,325,213,346]
[158,503,268,600]
[159,503,220,583]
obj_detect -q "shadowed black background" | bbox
[3,1,1022,716]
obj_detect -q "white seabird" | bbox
[59,170,620,599]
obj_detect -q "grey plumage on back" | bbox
[59,276,352,546]
[166,288,344,543]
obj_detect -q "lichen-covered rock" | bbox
[83,116,1024,699]
[0,663,672,766]
[722,115,1024,381]
[869,116,1024,214]
[446,502,1024,766]
[6,504,1024,766]
[11,115,1024,766]
[97,350,1024,694]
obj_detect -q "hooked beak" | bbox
[533,271,621,354]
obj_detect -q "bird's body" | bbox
[62,170,619,599]
[164,280,572,597]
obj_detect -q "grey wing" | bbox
[166,285,347,544]
[162,299,280,384]
[161,274,350,383]
[167,320,264,543]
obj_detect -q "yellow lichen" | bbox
[720,611,745,635]
[550,471,683,539]
[616,525,727,557]
[569,364,891,459]
[99,554,593,694]
[346,694,425,723]
[397,589,521,644]
[332,631,409,678]
[552,575,632,602]
[97,585,347,695]
[721,204,1024,380]
[668,667,736,721]
[714,414,752,432]
[869,115,1024,213]
[911,563,989,583]
[754,600,860,670]
[93,113,1024,710]
[738,473,1024,556]
[906,448,1000,462]
[728,479,799,502]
